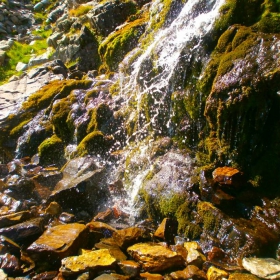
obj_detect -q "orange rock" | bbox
[212,167,243,186]
[140,272,164,279]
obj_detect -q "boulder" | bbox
[127,243,185,272]
[27,223,89,262]
[60,249,117,277]
[242,258,280,280]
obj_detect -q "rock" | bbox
[127,243,185,272]
[0,164,8,177]
[0,253,21,276]
[118,260,140,277]
[45,201,62,216]
[184,241,206,268]
[0,269,8,280]
[0,211,31,228]
[15,62,28,72]
[60,249,117,277]
[0,49,5,66]
[228,273,261,280]
[94,273,129,280]
[27,223,89,263]
[139,272,164,279]
[0,235,20,256]
[154,218,178,244]
[0,217,45,242]
[206,266,229,280]
[0,193,22,215]
[28,48,53,67]
[48,156,106,211]
[87,221,116,242]
[170,265,207,279]
[242,257,280,280]
[93,208,114,222]
[212,167,243,187]
[112,227,149,249]
[59,212,76,223]
[47,32,63,48]
[32,271,58,279]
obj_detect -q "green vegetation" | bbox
[69,5,92,17]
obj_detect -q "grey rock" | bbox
[16,62,28,72]
[242,258,280,279]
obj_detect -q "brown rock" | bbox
[206,266,229,280]
[0,211,31,228]
[0,253,21,276]
[113,227,149,249]
[27,223,89,262]
[140,272,164,279]
[228,273,261,280]
[0,235,20,256]
[154,218,178,244]
[60,249,117,277]
[45,202,62,216]
[127,242,185,272]
[184,242,206,268]
[93,208,114,222]
[170,265,207,279]
[32,271,58,279]
[212,167,243,187]
[118,260,140,277]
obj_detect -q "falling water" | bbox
[117,0,227,219]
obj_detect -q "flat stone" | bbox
[212,167,243,186]
[228,272,261,280]
[16,62,28,72]
[0,269,7,280]
[118,260,140,277]
[139,272,164,279]
[27,223,89,262]
[207,266,229,280]
[60,249,117,276]
[170,265,207,279]
[0,211,31,228]
[127,243,185,273]
[242,258,280,280]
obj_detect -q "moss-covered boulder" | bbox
[38,134,65,166]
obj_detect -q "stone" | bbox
[212,167,243,186]
[228,273,261,280]
[0,211,31,228]
[27,223,89,262]
[242,258,280,280]
[15,62,28,72]
[45,201,62,216]
[28,48,53,67]
[184,241,206,268]
[154,218,178,244]
[0,217,45,242]
[60,249,117,277]
[0,253,21,275]
[170,265,207,279]
[0,49,5,66]
[139,272,164,279]
[127,243,185,272]
[118,260,140,277]
[0,235,20,255]
[0,269,7,280]
[59,212,76,223]
[206,266,229,280]
[112,227,149,249]
[32,271,58,279]
[0,193,22,215]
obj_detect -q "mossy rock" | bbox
[76,131,113,156]
[98,17,147,71]
[38,134,65,166]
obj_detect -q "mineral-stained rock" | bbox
[112,227,149,249]
[154,218,178,244]
[127,243,185,272]
[0,217,45,242]
[0,235,20,256]
[0,268,7,280]
[27,223,89,263]
[170,265,207,279]
[242,258,280,280]
[94,273,130,280]
[0,253,21,275]
[228,272,261,280]
[212,167,243,187]
[45,201,62,216]
[184,242,206,268]
[60,249,117,277]
[206,266,229,280]
[139,272,164,279]
[118,260,140,277]
[32,271,58,279]
[0,211,31,228]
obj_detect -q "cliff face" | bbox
[0,0,280,265]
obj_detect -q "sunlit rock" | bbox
[59,212,76,223]
[118,260,140,278]
[242,258,280,280]
[45,201,62,216]
[170,265,207,279]
[112,227,150,249]
[228,273,261,280]
[0,211,31,228]
[139,272,164,279]
[27,223,89,263]
[206,266,228,280]
[60,249,117,277]
[184,242,206,268]
[32,271,58,280]
[94,273,130,280]
[0,253,21,276]
[127,243,185,272]
[0,217,45,243]
[0,269,7,280]
[212,167,243,187]
[154,218,178,244]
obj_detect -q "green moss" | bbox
[76,131,112,156]
[98,17,147,71]
[9,119,31,138]
[159,192,187,217]
[69,5,92,17]
[38,134,65,166]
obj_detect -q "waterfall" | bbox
[116,0,226,220]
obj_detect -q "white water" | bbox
[117,0,226,219]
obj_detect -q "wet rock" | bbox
[0,235,20,256]
[118,260,140,277]
[0,211,31,228]
[0,217,45,243]
[206,266,228,280]
[32,271,58,279]
[127,243,185,272]
[0,193,22,214]
[242,257,280,280]
[212,167,243,187]
[27,223,88,263]
[184,242,206,268]
[48,157,106,211]
[93,208,114,222]
[139,272,164,279]
[45,202,62,216]
[0,164,8,177]
[59,212,76,223]
[170,265,207,279]
[0,269,7,280]
[60,249,117,277]
[154,218,178,244]
[94,273,129,280]
[112,227,149,249]
[0,253,21,276]
[228,273,261,280]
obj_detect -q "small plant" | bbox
[69,5,92,17]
